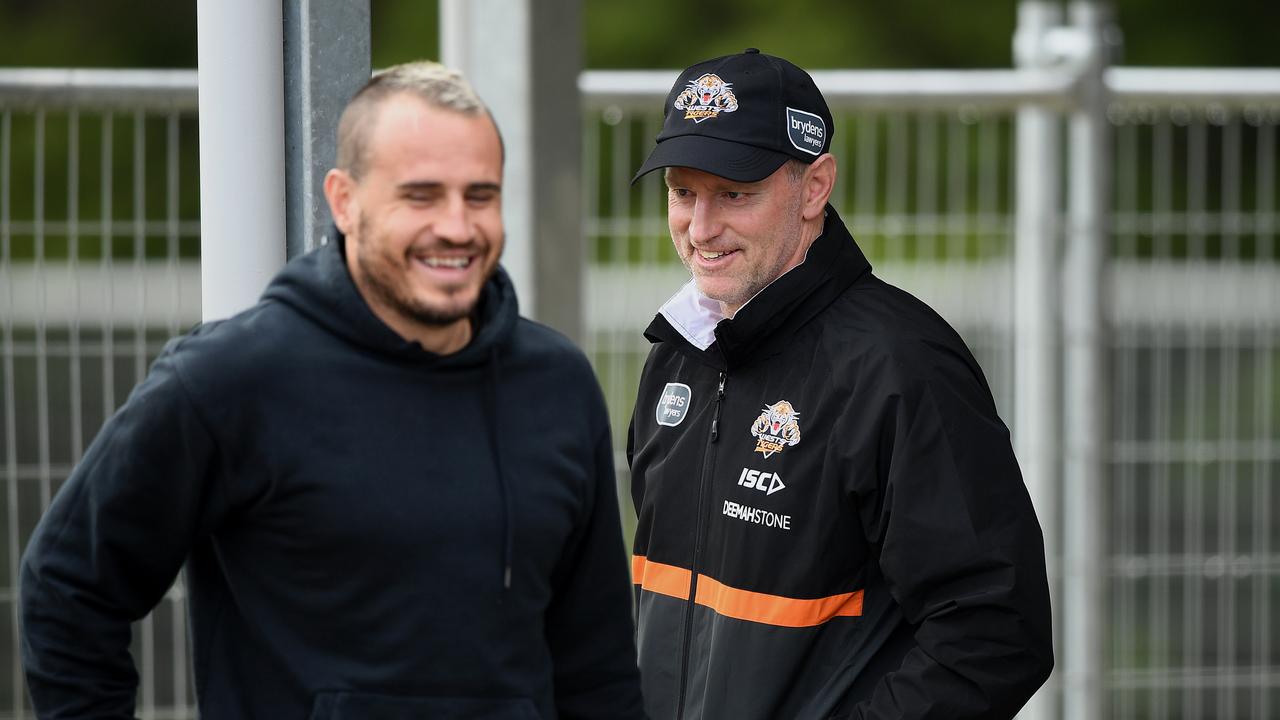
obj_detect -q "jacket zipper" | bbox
[676,371,726,720]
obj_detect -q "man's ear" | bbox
[801,154,837,221]
[323,168,358,235]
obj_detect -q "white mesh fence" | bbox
[0,66,1277,719]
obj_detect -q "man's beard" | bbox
[354,213,490,327]
[684,192,806,312]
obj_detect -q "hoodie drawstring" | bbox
[483,347,514,597]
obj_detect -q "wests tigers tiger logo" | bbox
[674,73,739,123]
[750,400,800,458]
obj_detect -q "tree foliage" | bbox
[1,1,1277,70]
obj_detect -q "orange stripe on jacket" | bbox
[632,555,863,629]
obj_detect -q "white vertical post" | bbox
[440,0,583,342]
[1014,2,1064,718]
[1063,4,1110,719]
[441,0,533,314]
[197,0,287,322]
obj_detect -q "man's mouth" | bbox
[418,256,473,269]
[698,249,735,260]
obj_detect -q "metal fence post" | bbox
[1014,2,1065,718]
[1063,3,1111,719]
[194,0,288,319]
[283,0,371,258]
[440,0,584,343]
[197,0,288,322]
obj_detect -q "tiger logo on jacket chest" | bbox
[750,400,801,458]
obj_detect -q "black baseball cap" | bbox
[632,48,833,184]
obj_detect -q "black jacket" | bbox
[21,236,645,719]
[628,207,1053,719]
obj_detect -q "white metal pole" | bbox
[1063,5,1109,719]
[197,0,287,322]
[440,0,535,319]
[1014,2,1064,718]
[440,0,584,342]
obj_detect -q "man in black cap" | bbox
[627,49,1054,719]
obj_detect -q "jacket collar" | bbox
[645,205,871,371]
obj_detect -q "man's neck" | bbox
[720,215,826,318]
[368,299,474,355]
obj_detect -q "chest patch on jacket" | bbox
[656,382,692,427]
[750,399,802,457]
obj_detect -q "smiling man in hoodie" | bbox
[19,61,645,720]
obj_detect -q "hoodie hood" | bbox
[261,229,519,366]
[261,229,521,593]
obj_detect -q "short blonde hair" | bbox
[335,61,492,179]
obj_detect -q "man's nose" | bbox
[687,198,720,245]
[434,196,472,243]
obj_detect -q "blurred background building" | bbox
[1,0,1278,718]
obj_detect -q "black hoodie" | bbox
[20,237,645,719]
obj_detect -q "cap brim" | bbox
[631,134,792,184]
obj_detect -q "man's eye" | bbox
[724,191,743,200]
[671,188,690,198]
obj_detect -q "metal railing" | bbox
[3,16,1280,720]
[1,69,201,720]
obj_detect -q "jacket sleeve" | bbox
[852,367,1054,719]
[544,421,646,720]
[19,344,230,719]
